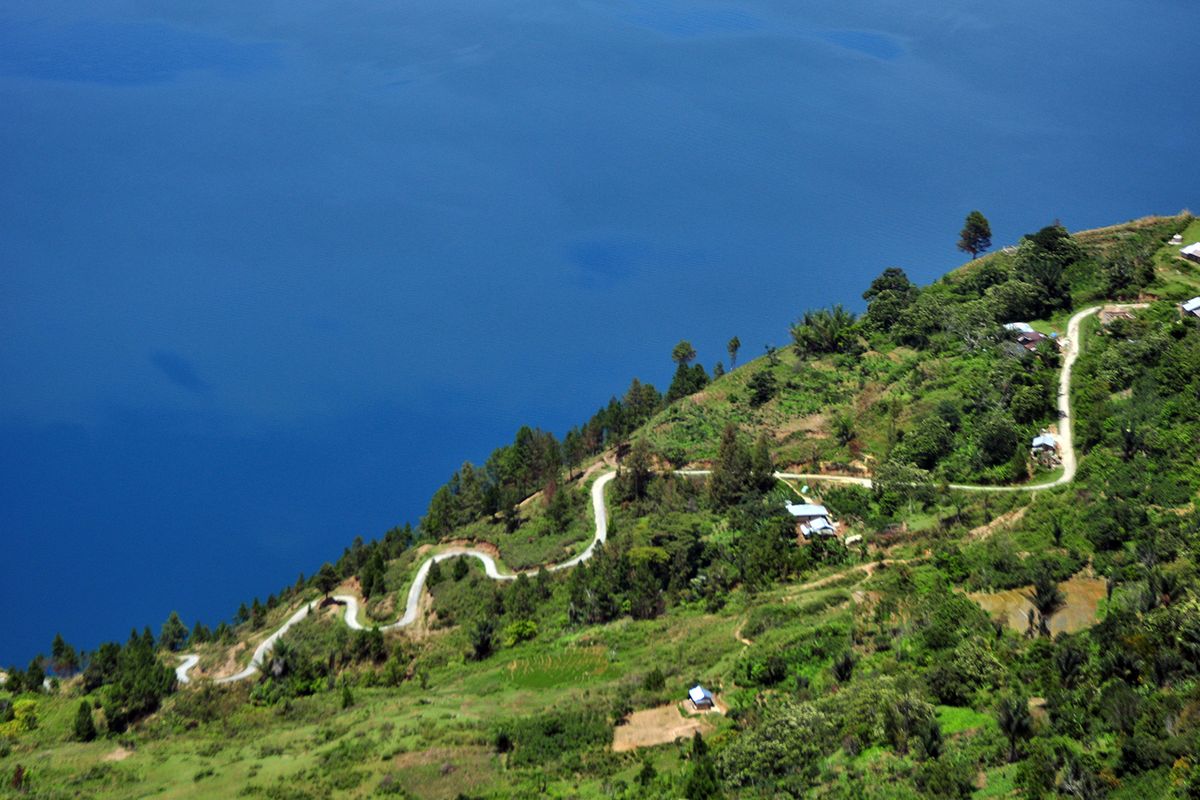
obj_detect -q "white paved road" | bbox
[179,304,1138,684]
[178,471,615,683]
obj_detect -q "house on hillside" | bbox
[1031,432,1060,467]
[1183,243,1200,265]
[786,502,839,539]
[1171,233,1184,246]
[1098,306,1136,327]
[688,685,715,711]
[1002,322,1056,354]
[1182,297,1200,319]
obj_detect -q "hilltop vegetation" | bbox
[4,213,1200,799]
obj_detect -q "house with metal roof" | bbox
[1032,433,1057,451]
[1003,322,1036,334]
[1182,243,1200,265]
[688,685,714,710]
[786,502,829,518]
[1182,297,1200,319]
[786,502,839,539]
[1031,432,1060,467]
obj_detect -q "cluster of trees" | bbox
[419,335,748,545]
[850,219,1089,356]
[718,679,953,795]
[1074,304,1200,505]
[56,628,178,733]
[422,426,565,538]
[248,621,389,705]
[708,425,775,509]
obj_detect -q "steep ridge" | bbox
[178,303,1138,685]
[179,472,615,684]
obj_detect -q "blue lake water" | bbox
[2,0,1198,664]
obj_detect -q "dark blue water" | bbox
[3,0,1197,664]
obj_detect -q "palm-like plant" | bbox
[996,693,1034,762]
[832,651,855,683]
[1027,567,1065,636]
[790,305,858,357]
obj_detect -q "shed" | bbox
[1031,433,1058,451]
[1183,243,1200,265]
[786,502,829,519]
[1182,297,1200,318]
[1015,331,1048,352]
[800,517,839,539]
[688,685,714,710]
[1171,234,1184,245]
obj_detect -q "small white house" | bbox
[1182,297,1200,319]
[786,502,829,519]
[1003,322,1036,334]
[1171,233,1184,245]
[786,502,839,539]
[689,684,715,710]
[1182,243,1200,265]
[1031,433,1060,467]
[1031,433,1058,452]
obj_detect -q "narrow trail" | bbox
[178,304,1136,684]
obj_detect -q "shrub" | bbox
[505,710,610,768]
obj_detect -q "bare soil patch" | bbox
[440,539,503,561]
[967,506,1029,541]
[785,559,910,599]
[613,703,717,752]
[774,413,828,441]
[102,747,132,762]
[969,574,1107,636]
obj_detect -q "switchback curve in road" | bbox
[179,472,614,683]
[178,304,1137,684]
[703,304,1140,493]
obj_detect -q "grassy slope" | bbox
[5,215,1199,799]
[641,214,1194,479]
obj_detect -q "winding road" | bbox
[177,304,1136,685]
[178,472,614,684]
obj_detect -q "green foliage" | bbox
[50,634,79,676]
[615,437,654,502]
[717,701,831,791]
[666,362,710,403]
[996,693,1034,762]
[501,620,538,647]
[672,340,697,366]
[791,305,860,357]
[469,619,496,661]
[314,563,340,597]
[73,700,96,742]
[159,611,188,652]
[746,368,776,407]
[958,210,992,258]
[501,709,610,768]
[100,630,177,732]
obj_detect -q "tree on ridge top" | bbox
[958,210,992,259]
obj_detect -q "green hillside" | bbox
[4,213,1200,799]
